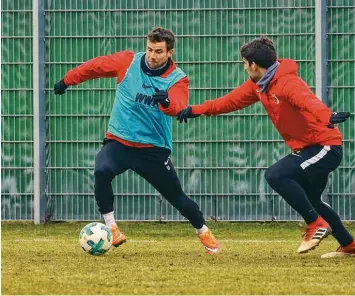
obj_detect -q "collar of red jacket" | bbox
[272,59,298,81]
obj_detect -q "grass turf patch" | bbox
[2,221,355,294]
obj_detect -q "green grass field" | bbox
[2,221,355,295]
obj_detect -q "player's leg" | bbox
[264,146,332,253]
[264,148,320,223]
[94,139,128,247]
[298,146,355,257]
[131,147,221,254]
[301,176,355,258]
[301,176,353,243]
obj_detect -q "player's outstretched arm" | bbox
[53,51,134,95]
[177,79,259,123]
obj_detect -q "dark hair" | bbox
[240,36,277,68]
[147,27,175,51]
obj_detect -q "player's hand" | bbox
[177,106,200,123]
[329,112,350,124]
[54,79,68,95]
[327,112,350,128]
[152,90,170,108]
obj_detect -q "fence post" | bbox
[315,0,330,205]
[33,0,46,224]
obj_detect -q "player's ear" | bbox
[250,62,258,71]
[167,48,174,58]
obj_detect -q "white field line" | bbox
[10,238,335,244]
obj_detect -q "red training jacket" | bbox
[191,59,342,151]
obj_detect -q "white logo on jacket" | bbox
[271,94,280,104]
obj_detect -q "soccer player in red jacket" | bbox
[177,36,354,258]
[53,27,220,254]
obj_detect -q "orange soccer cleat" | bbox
[321,240,355,258]
[110,226,127,248]
[198,229,221,254]
[297,216,331,254]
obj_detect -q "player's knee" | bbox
[94,163,114,181]
[264,166,280,185]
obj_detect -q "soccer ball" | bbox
[79,222,112,255]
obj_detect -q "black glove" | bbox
[327,112,350,129]
[177,106,200,123]
[54,79,68,95]
[329,112,350,124]
[152,90,170,108]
